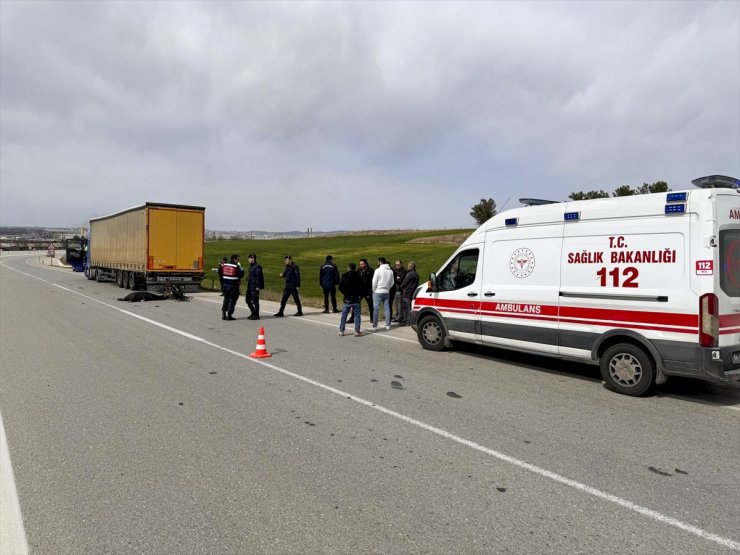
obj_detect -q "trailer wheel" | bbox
[94,269,101,282]
[124,271,132,289]
[600,343,656,396]
[116,270,124,288]
[417,315,446,351]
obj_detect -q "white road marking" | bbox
[3,258,740,551]
[24,256,75,275]
[0,410,29,555]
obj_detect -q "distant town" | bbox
[0,226,425,250]
[0,226,84,250]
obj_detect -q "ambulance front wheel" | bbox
[418,315,446,351]
[600,343,656,396]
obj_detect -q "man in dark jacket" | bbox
[221,254,244,321]
[348,258,373,324]
[245,253,264,320]
[337,262,364,336]
[391,259,407,322]
[275,255,303,317]
[398,260,419,326]
[319,255,340,313]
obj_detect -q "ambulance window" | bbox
[437,249,479,291]
[719,230,740,297]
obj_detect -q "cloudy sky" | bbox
[1,1,738,231]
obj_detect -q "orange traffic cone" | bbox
[249,326,272,358]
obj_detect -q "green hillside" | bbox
[203,230,473,306]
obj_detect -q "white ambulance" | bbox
[410,176,740,396]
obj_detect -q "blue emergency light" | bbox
[564,212,580,221]
[665,203,686,214]
[666,192,687,202]
[505,217,518,226]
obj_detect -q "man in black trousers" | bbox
[245,253,264,320]
[221,254,244,321]
[274,255,303,317]
[319,255,340,313]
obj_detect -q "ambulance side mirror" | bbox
[427,272,439,292]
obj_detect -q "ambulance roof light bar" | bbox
[666,192,687,202]
[691,175,739,189]
[519,198,560,206]
[665,203,686,214]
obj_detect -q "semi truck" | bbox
[85,202,205,292]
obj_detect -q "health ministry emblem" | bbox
[510,248,535,278]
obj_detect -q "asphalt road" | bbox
[1,252,739,554]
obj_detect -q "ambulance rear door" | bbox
[712,190,740,355]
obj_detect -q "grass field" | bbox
[202,229,473,308]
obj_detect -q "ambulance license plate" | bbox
[733,352,740,365]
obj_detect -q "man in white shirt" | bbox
[371,256,394,331]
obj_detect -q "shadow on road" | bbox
[449,341,740,408]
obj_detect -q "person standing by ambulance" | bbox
[274,255,303,317]
[221,254,244,321]
[391,259,406,322]
[371,256,394,331]
[245,253,264,320]
[337,262,364,336]
[348,258,374,324]
[398,261,419,326]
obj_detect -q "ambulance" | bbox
[410,176,740,396]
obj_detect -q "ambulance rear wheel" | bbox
[601,343,656,396]
[418,315,446,351]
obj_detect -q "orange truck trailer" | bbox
[85,203,205,292]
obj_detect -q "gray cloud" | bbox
[1,1,738,230]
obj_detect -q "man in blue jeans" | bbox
[371,256,394,331]
[337,262,364,336]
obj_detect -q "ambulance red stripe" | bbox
[424,304,740,334]
[559,306,696,327]
[415,298,698,328]
[719,313,740,328]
